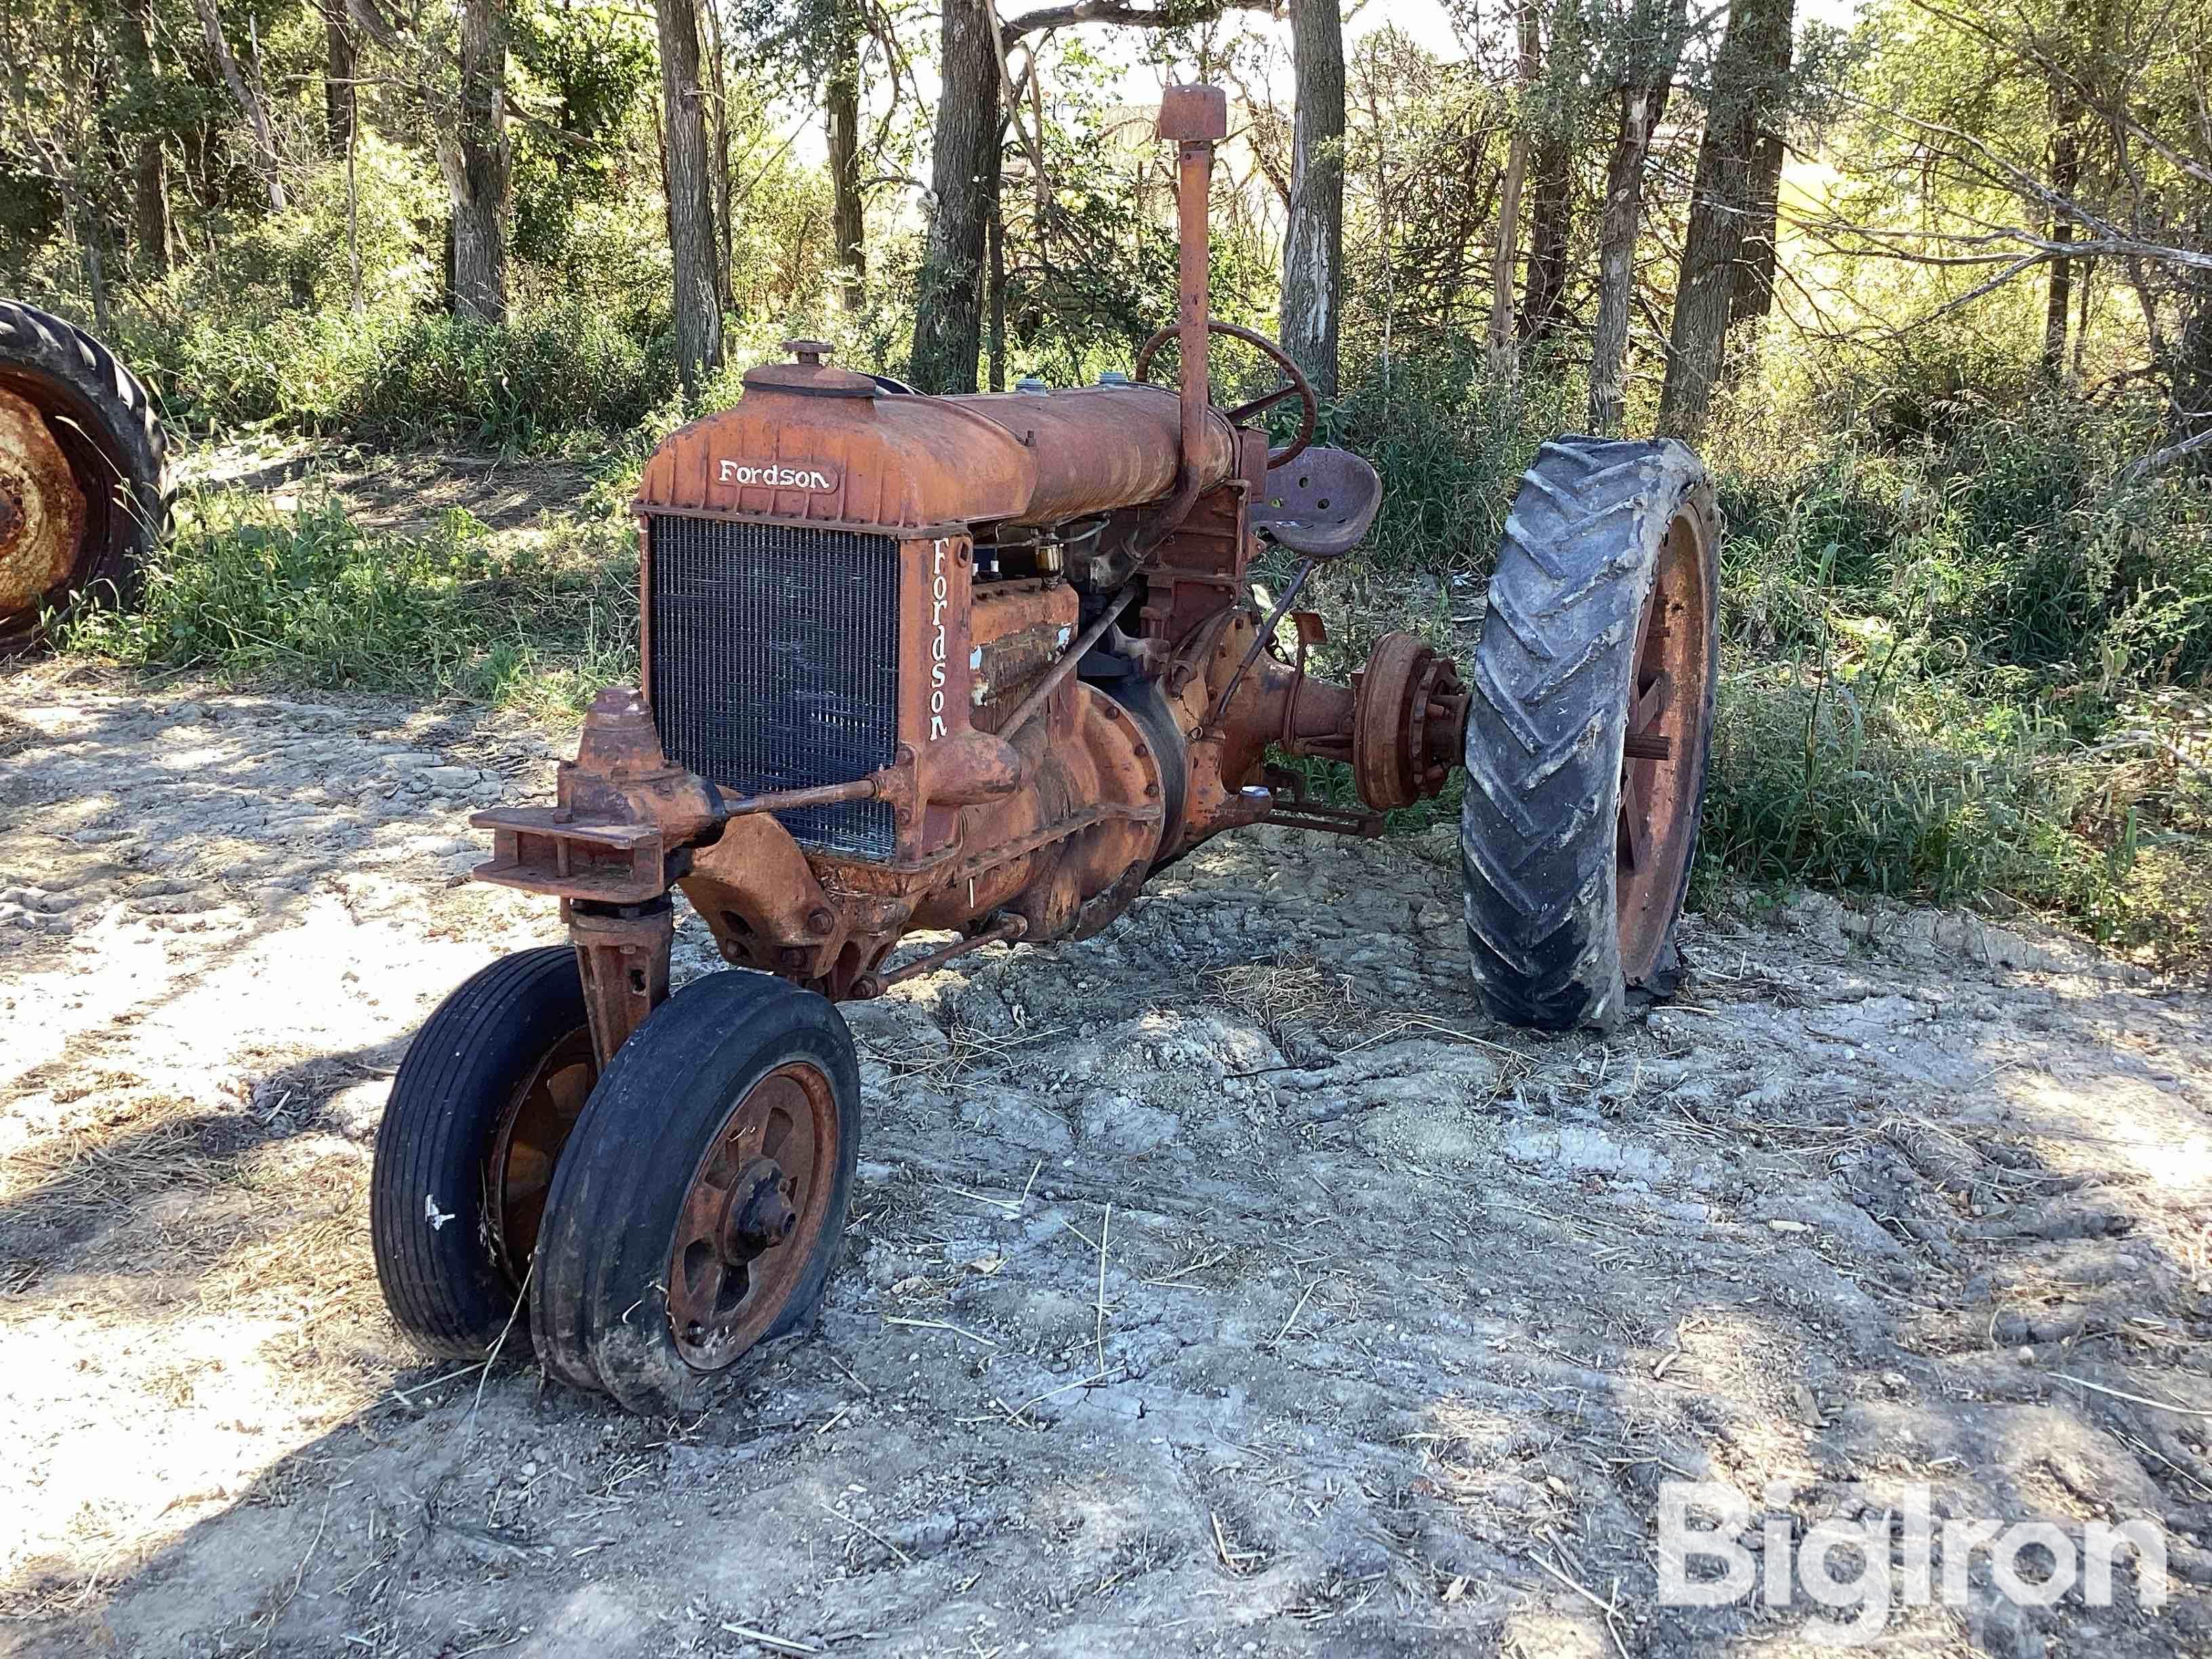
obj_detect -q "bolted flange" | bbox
[1351,633,1467,811]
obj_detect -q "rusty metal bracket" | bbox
[474,809,680,905]
[1278,611,1326,750]
[999,585,1139,740]
[878,914,1028,990]
[1265,799,1386,838]
[566,897,674,1067]
[1204,557,1316,733]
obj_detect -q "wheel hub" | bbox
[0,388,86,617]
[722,1158,799,1256]
[1353,634,1469,811]
[484,1024,598,1282]
[668,1061,839,1369]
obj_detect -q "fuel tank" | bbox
[633,350,1240,531]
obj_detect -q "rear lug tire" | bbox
[0,302,169,655]
[1460,436,1721,1032]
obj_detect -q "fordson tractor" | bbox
[371,86,1720,1412]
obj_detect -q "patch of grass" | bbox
[1697,665,2095,909]
[58,489,638,714]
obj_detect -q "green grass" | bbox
[58,490,639,716]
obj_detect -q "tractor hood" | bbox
[633,346,1240,533]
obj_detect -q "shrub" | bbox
[130,303,677,446]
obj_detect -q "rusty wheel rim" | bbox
[485,1025,598,1283]
[1616,506,1714,981]
[0,387,87,623]
[668,1061,840,1371]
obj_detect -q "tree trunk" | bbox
[2172,267,2212,445]
[656,0,722,389]
[58,184,113,337]
[134,145,171,274]
[910,0,998,393]
[346,104,364,314]
[1521,130,1574,345]
[1588,91,1663,433]
[325,10,359,155]
[122,0,171,273]
[1280,0,1346,398]
[1487,2,1542,379]
[439,0,510,324]
[1729,2,1795,331]
[1587,0,1687,435]
[2072,253,2091,380]
[2042,104,2080,378]
[827,24,866,312]
[1729,127,1785,325]
[701,0,734,314]
[192,0,286,211]
[986,195,1006,391]
[1659,0,1795,436]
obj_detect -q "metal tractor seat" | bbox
[1251,446,1382,559]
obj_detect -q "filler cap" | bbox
[743,337,879,398]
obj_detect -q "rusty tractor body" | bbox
[370,85,1722,1412]
[475,91,1467,1061]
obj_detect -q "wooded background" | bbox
[5,0,2207,455]
[5,0,2210,959]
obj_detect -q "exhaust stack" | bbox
[1156,84,1229,480]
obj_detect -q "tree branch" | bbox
[1000,0,1275,47]
[2114,426,2212,491]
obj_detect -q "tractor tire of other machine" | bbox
[1460,437,1720,1032]
[369,947,600,1357]
[0,300,169,655]
[529,972,860,1415]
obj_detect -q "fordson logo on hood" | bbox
[718,459,840,491]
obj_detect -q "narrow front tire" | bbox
[370,947,598,1356]
[529,971,861,1415]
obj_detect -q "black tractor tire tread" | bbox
[0,300,171,653]
[1461,436,1717,1031]
[530,970,861,1416]
[370,947,587,1359]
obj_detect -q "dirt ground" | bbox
[3,673,2210,1658]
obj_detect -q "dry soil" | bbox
[1,676,2209,1658]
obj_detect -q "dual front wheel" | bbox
[369,951,859,1414]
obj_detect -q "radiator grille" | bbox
[647,516,901,859]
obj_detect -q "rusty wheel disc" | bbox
[484,1024,598,1282]
[1353,633,1466,811]
[668,1061,842,1371]
[0,388,86,625]
[1615,505,1716,981]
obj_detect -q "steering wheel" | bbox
[1132,319,1319,470]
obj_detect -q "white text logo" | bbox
[928,540,951,740]
[1658,1480,2166,1646]
[717,459,838,491]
